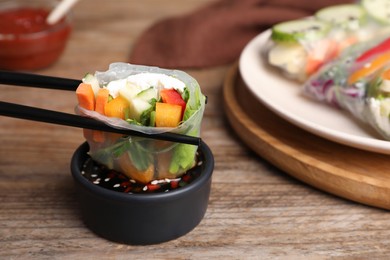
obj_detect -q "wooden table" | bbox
[2,1,390,258]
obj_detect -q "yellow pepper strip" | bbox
[348,52,390,85]
[382,68,390,80]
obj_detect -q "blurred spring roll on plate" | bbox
[263,2,390,82]
[366,67,390,139]
[75,63,206,184]
[303,36,390,140]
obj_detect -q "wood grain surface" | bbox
[223,64,390,210]
[2,1,390,259]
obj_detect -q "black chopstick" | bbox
[0,101,201,146]
[0,70,81,91]
[0,70,201,145]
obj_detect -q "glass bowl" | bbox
[0,0,72,70]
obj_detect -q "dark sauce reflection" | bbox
[81,151,204,194]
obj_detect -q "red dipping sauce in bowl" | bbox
[0,0,72,70]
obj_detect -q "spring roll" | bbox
[365,67,390,139]
[303,36,390,140]
[75,63,206,184]
[264,2,390,82]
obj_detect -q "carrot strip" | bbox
[305,39,339,76]
[76,83,95,110]
[83,128,93,140]
[117,153,154,184]
[95,88,110,115]
[305,57,323,76]
[92,130,105,143]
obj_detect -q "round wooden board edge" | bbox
[222,63,390,210]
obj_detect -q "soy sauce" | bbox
[81,151,204,194]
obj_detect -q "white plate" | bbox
[239,30,390,155]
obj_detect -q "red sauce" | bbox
[0,8,51,34]
[0,7,71,70]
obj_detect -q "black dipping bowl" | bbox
[71,141,214,245]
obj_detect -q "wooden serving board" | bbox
[223,63,390,210]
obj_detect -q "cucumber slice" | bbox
[271,19,331,43]
[149,111,156,127]
[82,73,100,97]
[136,87,158,102]
[315,4,367,30]
[362,0,390,25]
[118,82,141,103]
[128,98,152,122]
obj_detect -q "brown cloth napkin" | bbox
[129,0,355,69]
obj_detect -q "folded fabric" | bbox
[129,0,354,69]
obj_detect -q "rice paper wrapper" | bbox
[302,40,377,121]
[76,63,206,184]
[364,67,390,140]
[263,30,338,82]
[263,19,366,82]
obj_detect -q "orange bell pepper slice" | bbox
[104,96,129,120]
[348,52,390,85]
